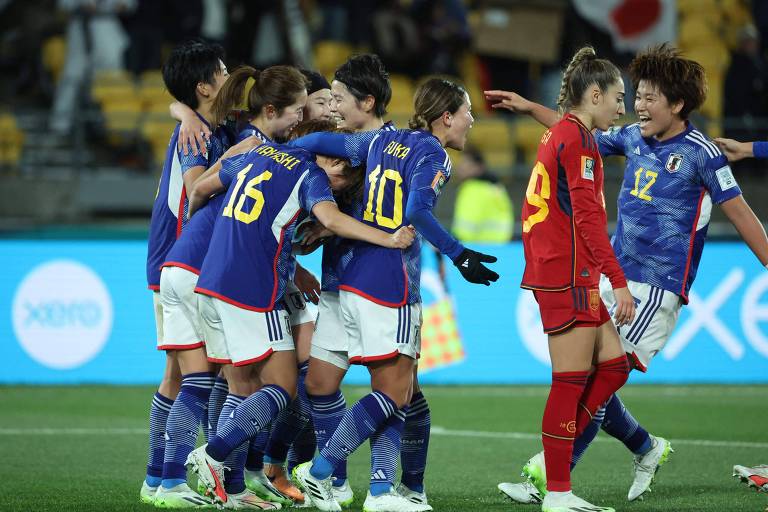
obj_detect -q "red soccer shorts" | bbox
[533,286,610,334]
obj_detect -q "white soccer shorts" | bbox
[198,294,294,366]
[310,292,350,370]
[158,266,204,350]
[339,290,422,364]
[152,291,164,346]
[599,276,682,371]
[284,280,315,327]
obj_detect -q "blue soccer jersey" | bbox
[195,143,335,311]
[596,122,742,301]
[291,127,463,306]
[236,123,271,144]
[146,114,232,289]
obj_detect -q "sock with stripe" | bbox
[206,385,291,463]
[216,394,248,494]
[541,371,589,492]
[309,390,348,484]
[146,392,174,487]
[570,405,605,470]
[400,391,430,493]
[162,372,215,488]
[312,391,397,480]
[206,377,228,441]
[575,356,630,437]
[601,393,652,455]
[370,408,407,496]
[264,362,312,466]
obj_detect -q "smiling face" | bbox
[304,88,332,121]
[268,89,308,139]
[591,79,626,131]
[634,79,684,140]
[330,80,371,130]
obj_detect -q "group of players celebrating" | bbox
[140,36,768,512]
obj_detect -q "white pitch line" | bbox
[1,425,766,450]
[429,426,768,449]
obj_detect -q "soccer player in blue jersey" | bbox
[488,43,768,505]
[289,77,499,512]
[183,137,416,507]
[140,39,231,505]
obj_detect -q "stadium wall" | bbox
[1,240,766,385]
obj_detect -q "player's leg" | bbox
[397,365,431,506]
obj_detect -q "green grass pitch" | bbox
[1,385,766,511]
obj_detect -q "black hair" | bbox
[333,54,392,117]
[162,39,226,109]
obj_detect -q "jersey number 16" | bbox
[222,164,273,224]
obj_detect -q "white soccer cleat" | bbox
[362,489,433,512]
[522,451,548,498]
[244,469,293,507]
[733,464,768,492]
[628,435,673,501]
[185,444,228,505]
[292,461,341,512]
[154,483,215,508]
[498,481,542,504]
[395,483,431,509]
[541,490,614,512]
[333,479,355,509]
[140,480,158,504]
[224,489,282,510]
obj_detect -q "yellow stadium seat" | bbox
[142,119,178,164]
[93,69,133,86]
[467,117,515,171]
[140,69,164,87]
[101,98,143,132]
[91,83,138,105]
[42,36,66,83]
[313,40,354,78]
[512,118,546,167]
[138,84,174,109]
[388,74,415,117]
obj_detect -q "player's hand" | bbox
[484,90,532,114]
[177,114,211,156]
[612,286,636,327]
[293,264,321,304]
[223,135,261,159]
[301,221,334,247]
[453,248,499,286]
[390,225,416,249]
[713,138,753,162]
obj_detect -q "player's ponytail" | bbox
[556,46,621,114]
[409,77,467,131]
[211,65,259,126]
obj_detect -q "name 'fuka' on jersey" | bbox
[195,143,335,311]
[597,122,742,301]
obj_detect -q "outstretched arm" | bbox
[721,195,768,267]
[484,90,560,128]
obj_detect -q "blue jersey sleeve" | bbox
[696,152,742,204]
[178,142,209,174]
[218,152,250,188]
[405,152,464,260]
[595,125,629,157]
[299,165,336,213]
[289,131,378,167]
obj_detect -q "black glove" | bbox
[452,248,499,286]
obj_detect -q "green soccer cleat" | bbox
[522,451,548,498]
[244,469,293,507]
[628,436,673,501]
[154,483,215,508]
[333,479,355,509]
[140,480,158,504]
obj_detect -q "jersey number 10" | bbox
[222,164,273,224]
[363,164,404,229]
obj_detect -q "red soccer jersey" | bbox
[521,114,626,291]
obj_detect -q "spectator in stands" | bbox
[411,0,470,76]
[452,146,514,243]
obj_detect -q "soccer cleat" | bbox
[733,464,768,492]
[185,444,228,505]
[541,490,615,512]
[292,461,341,512]
[140,481,158,504]
[362,489,433,512]
[498,481,543,504]
[395,483,430,508]
[245,469,293,507]
[522,451,548,498]
[154,483,215,508]
[224,489,282,510]
[628,436,673,501]
[332,480,355,509]
[264,463,306,505]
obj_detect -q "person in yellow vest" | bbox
[452,146,514,242]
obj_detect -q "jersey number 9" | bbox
[522,161,551,233]
[363,164,404,229]
[223,164,273,224]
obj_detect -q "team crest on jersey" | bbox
[431,171,446,195]
[589,289,600,311]
[581,156,594,181]
[665,153,684,173]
